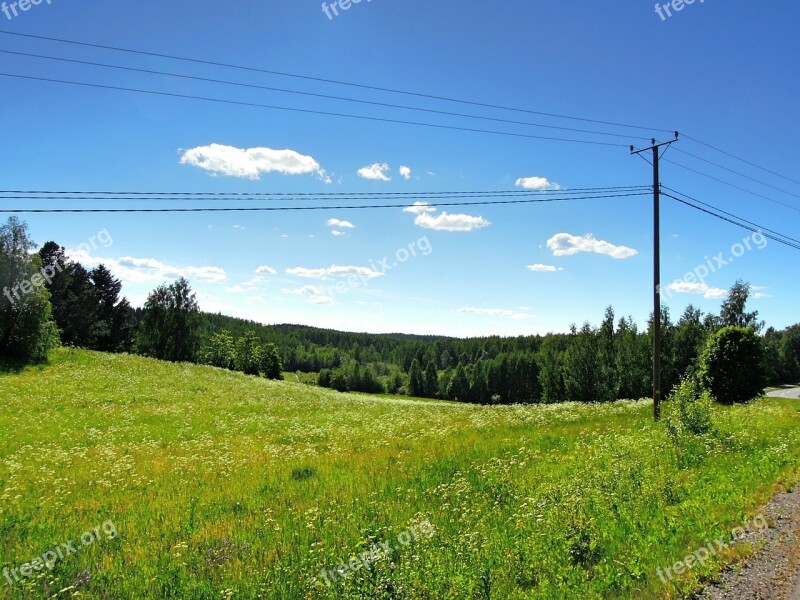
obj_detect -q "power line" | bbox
[661,190,800,251]
[0,50,650,142]
[683,134,800,187]
[0,72,630,148]
[0,186,650,202]
[673,147,800,200]
[662,186,800,247]
[0,30,674,135]
[0,191,649,213]
[663,158,800,213]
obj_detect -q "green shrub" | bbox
[699,326,766,405]
[668,377,714,435]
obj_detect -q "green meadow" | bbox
[0,348,798,599]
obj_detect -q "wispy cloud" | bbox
[667,281,729,299]
[68,249,228,286]
[285,265,383,280]
[281,285,335,305]
[403,201,436,215]
[327,218,355,229]
[458,306,532,320]
[527,264,563,272]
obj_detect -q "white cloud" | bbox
[67,249,227,286]
[399,165,412,180]
[180,143,328,181]
[327,218,355,229]
[404,201,490,232]
[667,281,728,299]
[458,307,531,320]
[403,202,436,215]
[527,264,563,272]
[285,265,383,280]
[546,233,638,259]
[281,285,335,305]
[186,266,228,283]
[331,230,346,236]
[256,265,277,275]
[357,163,391,181]
[515,176,561,191]
[414,211,491,232]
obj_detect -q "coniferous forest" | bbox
[3,217,799,404]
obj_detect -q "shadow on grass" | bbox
[0,356,28,376]
[0,354,65,376]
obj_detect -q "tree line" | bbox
[2,217,798,404]
[0,218,282,380]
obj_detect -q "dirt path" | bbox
[697,485,800,599]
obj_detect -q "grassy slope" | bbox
[0,349,798,599]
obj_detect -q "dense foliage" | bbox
[0,218,59,363]
[2,218,798,405]
[700,326,767,404]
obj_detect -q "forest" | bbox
[2,217,798,405]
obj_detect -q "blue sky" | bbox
[1,0,798,336]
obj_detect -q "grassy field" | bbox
[0,349,798,599]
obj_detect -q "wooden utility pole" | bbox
[631,133,679,421]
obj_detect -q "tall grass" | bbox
[0,349,797,598]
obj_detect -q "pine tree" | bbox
[446,364,470,402]
[423,361,438,398]
[407,359,424,397]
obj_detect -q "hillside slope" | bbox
[0,349,798,599]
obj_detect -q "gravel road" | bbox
[697,486,800,599]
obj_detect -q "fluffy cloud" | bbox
[69,249,228,286]
[458,307,532,320]
[546,233,638,259]
[399,165,412,180]
[404,201,490,232]
[414,211,491,232]
[327,218,355,229]
[515,176,561,191]
[331,230,346,236]
[667,281,728,299]
[527,264,563,272]
[256,265,277,275]
[357,163,391,181]
[180,143,328,181]
[285,265,383,280]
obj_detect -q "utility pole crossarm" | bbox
[630,132,679,421]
